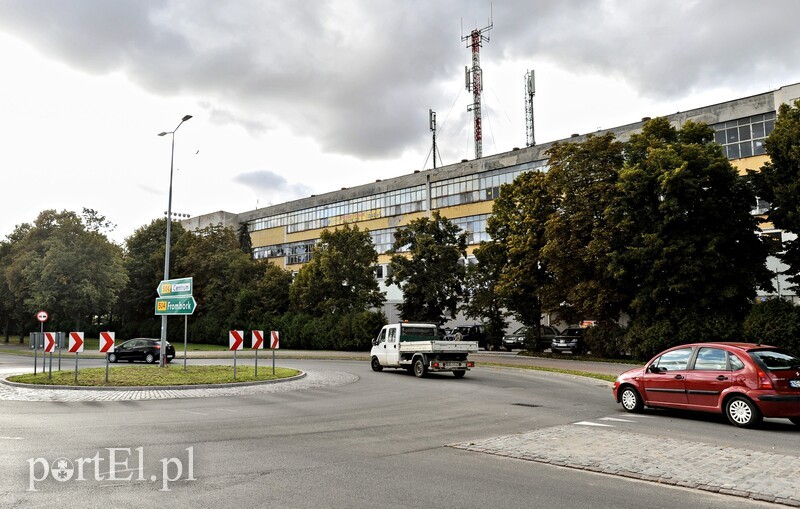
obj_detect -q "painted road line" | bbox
[573,421,614,427]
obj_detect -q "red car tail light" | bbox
[756,369,773,389]
[154,344,161,350]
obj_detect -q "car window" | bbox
[543,327,558,336]
[653,348,693,371]
[693,347,728,371]
[377,329,386,343]
[748,349,800,370]
[388,328,396,343]
[730,354,745,371]
[563,328,584,337]
[512,327,527,335]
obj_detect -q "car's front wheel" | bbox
[145,353,156,364]
[619,386,643,413]
[108,353,117,363]
[370,356,383,372]
[725,395,762,428]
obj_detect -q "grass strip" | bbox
[8,365,299,387]
[478,362,617,383]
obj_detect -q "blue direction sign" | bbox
[157,277,193,297]
[155,296,197,315]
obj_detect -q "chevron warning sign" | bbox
[229,330,244,351]
[252,330,264,350]
[270,330,280,350]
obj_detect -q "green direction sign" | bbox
[155,296,197,315]
[157,277,193,297]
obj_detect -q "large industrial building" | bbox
[184,82,800,322]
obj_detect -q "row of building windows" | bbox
[248,160,546,236]
[713,112,775,160]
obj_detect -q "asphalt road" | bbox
[0,355,791,508]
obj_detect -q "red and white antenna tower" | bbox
[462,12,493,160]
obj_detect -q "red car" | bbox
[613,342,800,428]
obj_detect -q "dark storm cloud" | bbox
[235,170,311,198]
[1,0,798,160]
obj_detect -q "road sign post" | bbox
[252,330,264,377]
[69,332,84,384]
[184,315,188,372]
[36,311,48,376]
[270,331,280,375]
[229,330,243,380]
[57,332,64,371]
[99,332,115,383]
[44,332,56,380]
[156,277,195,368]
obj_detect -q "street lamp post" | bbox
[157,114,192,367]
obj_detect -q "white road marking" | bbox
[573,421,614,427]
[215,408,237,413]
[0,436,23,440]
[598,417,636,422]
[175,409,208,416]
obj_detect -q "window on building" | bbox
[713,112,775,160]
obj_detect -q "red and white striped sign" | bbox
[68,332,84,353]
[270,330,280,350]
[99,331,115,353]
[44,332,56,353]
[252,330,264,350]
[229,330,244,351]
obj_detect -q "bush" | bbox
[584,321,626,358]
[744,298,800,354]
[626,312,743,361]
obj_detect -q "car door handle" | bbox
[716,375,728,381]
[674,375,684,380]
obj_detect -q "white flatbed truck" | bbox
[370,323,478,378]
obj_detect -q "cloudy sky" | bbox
[1,0,799,244]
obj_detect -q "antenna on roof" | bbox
[462,7,493,160]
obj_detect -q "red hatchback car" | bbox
[613,342,800,428]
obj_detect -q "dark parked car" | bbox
[550,327,587,354]
[107,338,176,364]
[613,342,800,428]
[502,325,560,351]
[447,325,489,349]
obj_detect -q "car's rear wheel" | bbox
[725,395,762,428]
[145,353,156,364]
[453,370,465,379]
[370,356,383,372]
[619,386,643,413]
[108,353,117,363]
[413,357,428,378]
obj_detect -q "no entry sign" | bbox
[36,310,48,323]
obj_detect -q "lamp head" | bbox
[182,114,193,122]
[158,132,168,137]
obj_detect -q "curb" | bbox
[0,371,306,392]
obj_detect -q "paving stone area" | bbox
[0,370,358,402]
[451,425,800,507]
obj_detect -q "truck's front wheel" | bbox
[413,357,428,378]
[370,356,383,372]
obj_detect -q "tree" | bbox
[116,218,188,337]
[290,223,385,316]
[462,241,508,349]
[619,119,772,357]
[386,211,467,323]
[543,133,628,326]
[753,99,800,286]
[237,221,253,257]
[486,170,556,347]
[5,210,127,331]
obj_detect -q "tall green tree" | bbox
[619,119,772,357]
[5,210,127,331]
[290,223,385,315]
[116,218,188,337]
[543,133,627,326]
[237,221,253,257]
[486,170,556,345]
[462,241,508,349]
[753,99,800,286]
[386,211,467,323]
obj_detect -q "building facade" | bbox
[186,82,800,321]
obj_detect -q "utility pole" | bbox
[525,70,536,147]
[462,13,492,160]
